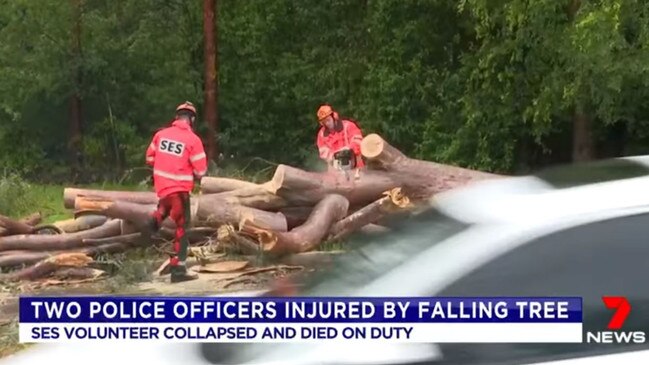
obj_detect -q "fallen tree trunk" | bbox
[328,188,411,242]
[50,215,109,233]
[361,134,501,198]
[279,206,313,230]
[200,177,266,194]
[63,188,159,209]
[196,194,288,232]
[207,185,287,210]
[74,197,154,229]
[267,164,400,207]
[242,194,349,256]
[0,212,43,236]
[0,238,144,269]
[0,219,122,252]
[217,224,260,255]
[0,252,93,282]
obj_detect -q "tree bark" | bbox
[327,188,410,242]
[203,0,218,161]
[267,164,399,206]
[572,109,594,162]
[0,213,42,236]
[200,177,263,194]
[0,252,92,282]
[205,185,288,210]
[68,0,85,174]
[64,188,158,209]
[0,219,122,252]
[196,194,287,231]
[360,134,501,198]
[279,206,313,230]
[241,194,349,256]
[74,197,156,232]
[51,215,108,233]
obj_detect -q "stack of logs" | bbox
[0,134,501,283]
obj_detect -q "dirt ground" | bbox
[0,263,300,358]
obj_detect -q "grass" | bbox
[0,173,166,358]
[0,321,31,358]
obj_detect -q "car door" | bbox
[425,212,649,365]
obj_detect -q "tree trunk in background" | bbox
[69,0,84,176]
[572,108,594,162]
[203,0,218,162]
[566,1,594,163]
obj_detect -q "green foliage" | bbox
[0,171,36,217]
[2,0,649,178]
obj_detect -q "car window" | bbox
[431,213,649,365]
[199,207,470,364]
[533,158,649,189]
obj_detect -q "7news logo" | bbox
[586,296,646,344]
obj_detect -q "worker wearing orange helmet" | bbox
[144,101,207,283]
[315,104,365,172]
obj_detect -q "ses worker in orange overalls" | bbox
[145,101,207,283]
[315,104,365,174]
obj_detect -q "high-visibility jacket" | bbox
[145,120,208,198]
[316,119,365,168]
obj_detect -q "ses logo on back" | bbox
[586,296,646,344]
[159,139,185,157]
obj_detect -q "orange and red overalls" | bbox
[145,119,207,275]
[316,119,365,169]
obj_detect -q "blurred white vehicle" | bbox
[4,156,649,365]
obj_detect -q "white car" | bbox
[5,156,649,365]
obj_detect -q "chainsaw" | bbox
[332,148,359,181]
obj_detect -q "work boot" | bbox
[170,266,198,283]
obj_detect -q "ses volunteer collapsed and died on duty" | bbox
[30,325,415,341]
[28,299,573,320]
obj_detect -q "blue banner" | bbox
[19,296,582,323]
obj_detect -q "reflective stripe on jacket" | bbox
[316,119,365,168]
[145,120,207,198]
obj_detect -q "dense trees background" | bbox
[1,0,649,183]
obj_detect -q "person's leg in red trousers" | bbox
[149,192,197,283]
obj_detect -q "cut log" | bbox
[0,212,43,236]
[217,224,260,255]
[74,197,154,231]
[328,187,411,242]
[0,251,58,268]
[0,215,36,236]
[279,206,313,230]
[361,134,501,198]
[0,219,122,252]
[0,240,140,269]
[51,215,109,233]
[206,186,288,211]
[242,194,349,256]
[21,212,43,226]
[200,177,265,194]
[0,252,93,282]
[63,188,158,209]
[50,267,106,281]
[82,233,144,246]
[267,164,400,206]
[196,194,287,232]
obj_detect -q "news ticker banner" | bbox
[19,296,583,343]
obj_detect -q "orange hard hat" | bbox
[317,104,334,122]
[176,101,197,115]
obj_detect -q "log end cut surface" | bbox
[360,133,386,159]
